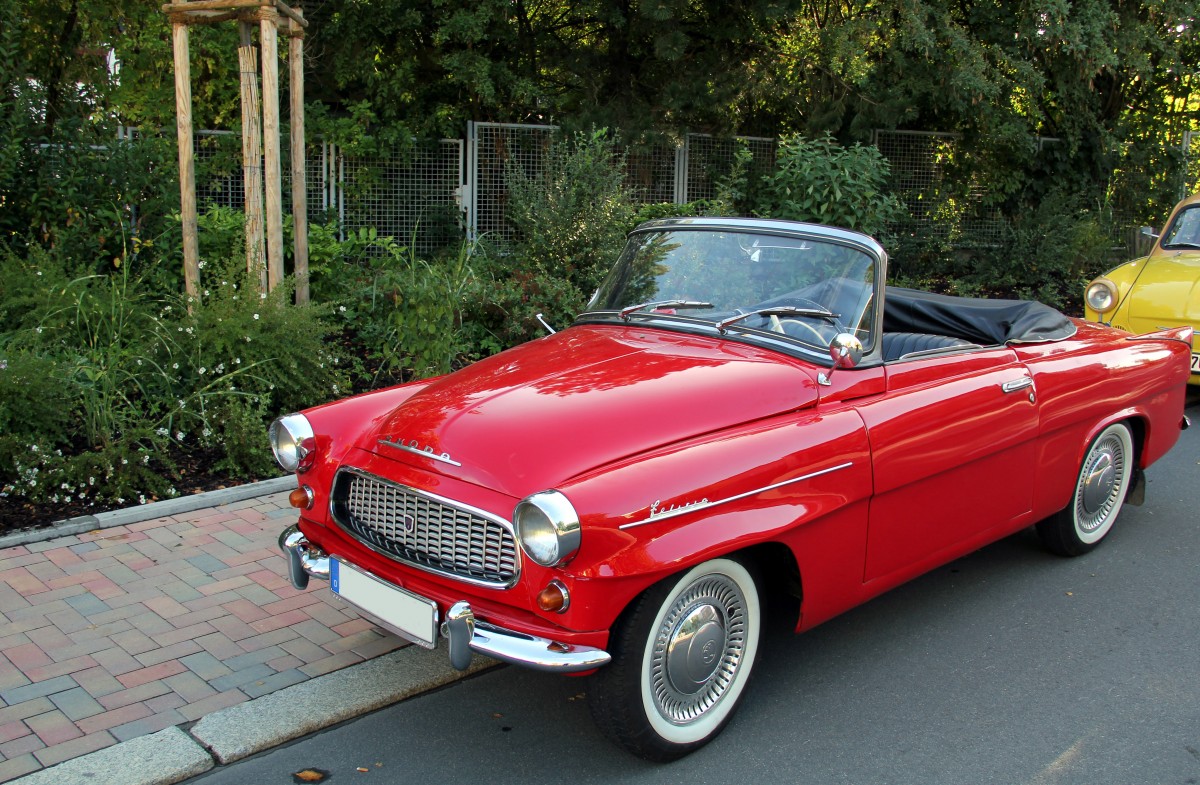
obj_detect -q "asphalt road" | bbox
[190,394,1200,785]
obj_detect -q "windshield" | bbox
[1161,205,1200,249]
[586,227,878,353]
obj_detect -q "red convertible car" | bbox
[272,218,1191,760]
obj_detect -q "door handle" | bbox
[1001,376,1034,394]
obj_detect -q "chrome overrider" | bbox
[277,524,611,673]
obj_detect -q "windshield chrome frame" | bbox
[577,218,888,368]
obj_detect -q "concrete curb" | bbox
[0,476,295,550]
[14,649,499,784]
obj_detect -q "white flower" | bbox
[338,305,346,312]
[156,427,168,437]
[172,363,179,370]
[198,367,206,375]
[35,327,43,334]
[253,313,260,320]
[175,431,184,441]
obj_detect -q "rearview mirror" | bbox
[818,333,863,386]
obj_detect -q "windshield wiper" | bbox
[619,300,714,321]
[1163,242,1200,250]
[716,306,838,334]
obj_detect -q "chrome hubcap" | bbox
[650,575,746,725]
[665,604,726,694]
[1076,433,1125,534]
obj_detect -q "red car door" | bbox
[857,347,1040,583]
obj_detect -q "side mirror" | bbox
[818,333,863,386]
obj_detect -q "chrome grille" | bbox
[331,469,519,587]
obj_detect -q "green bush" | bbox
[462,252,585,353]
[754,133,906,236]
[0,245,351,504]
[319,237,478,382]
[504,129,637,295]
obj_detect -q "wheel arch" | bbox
[729,541,802,632]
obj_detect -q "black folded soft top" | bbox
[883,287,1077,346]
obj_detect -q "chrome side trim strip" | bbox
[377,438,462,467]
[618,461,854,530]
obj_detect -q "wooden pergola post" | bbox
[237,21,266,290]
[162,0,308,300]
[259,4,284,291]
[289,12,309,304]
[170,19,200,299]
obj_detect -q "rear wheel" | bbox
[589,558,761,761]
[1037,422,1134,556]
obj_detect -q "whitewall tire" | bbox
[589,557,761,761]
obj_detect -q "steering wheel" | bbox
[769,314,830,344]
[763,295,847,345]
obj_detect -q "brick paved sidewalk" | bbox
[0,491,405,783]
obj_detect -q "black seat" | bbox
[881,332,975,362]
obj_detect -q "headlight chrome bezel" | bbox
[1085,278,1119,315]
[269,413,316,473]
[514,490,581,567]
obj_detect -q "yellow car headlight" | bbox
[1085,278,1118,315]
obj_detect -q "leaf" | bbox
[292,770,328,783]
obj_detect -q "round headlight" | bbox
[514,490,580,567]
[269,413,315,473]
[1085,278,1118,314]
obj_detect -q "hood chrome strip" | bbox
[619,462,853,530]
[378,438,462,467]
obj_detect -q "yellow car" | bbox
[1085,192,1200,385]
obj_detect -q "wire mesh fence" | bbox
[681,135,776,204]
[872,129,1005,246]
[466,122,557,243]
[339,140,464,252]
[123,121,1199,261]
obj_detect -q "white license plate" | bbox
[1192,353,1200,375]
[331,559,439,648]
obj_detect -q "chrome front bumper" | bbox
[278,524,610,674]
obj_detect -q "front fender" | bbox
[557,407,872,628]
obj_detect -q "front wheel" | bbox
[1037,422,1134,556]
[588,558,761,761]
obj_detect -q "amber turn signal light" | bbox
[536,580,570,613]
[289,486,314,510]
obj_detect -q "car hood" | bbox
[361,325,819,497]
[1128,252,1200,323]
